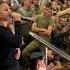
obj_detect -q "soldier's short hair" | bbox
[21,0,32,6]
[45,2,51,8]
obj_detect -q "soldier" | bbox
[31,0,40,16]
[17,0,33,17]
[22,2,54,56]
[17,0,34,47]
[51,0,62,16]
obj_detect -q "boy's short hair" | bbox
[45,2,51,8]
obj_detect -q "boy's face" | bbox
[59,17,67,25]
[24,0,32,8]
[52,2,58,10]
[43,6,51,16]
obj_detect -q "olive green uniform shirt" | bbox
[34,14,54,41]
[17,7,33,36]
[31,4,40,15]
[17,7,33,17]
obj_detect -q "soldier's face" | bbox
[59,17,67,25]
[43,6,51,16]
[24,0,32,8]
[51,2,58,10]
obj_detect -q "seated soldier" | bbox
[22,2,55,70]
[22,2,54,57]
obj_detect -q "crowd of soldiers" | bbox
[0,0,70,70]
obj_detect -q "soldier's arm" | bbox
[46,25,53,36]
[39,25,53,36]
[39,18,54,36]
[32,22,45,33]
[57,8,70,16]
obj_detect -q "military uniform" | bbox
[56,8,70,54]
[22,14,54,56]
[52,15,70,54]
[17,7,33,17]
[31,4,40,15]
[51,17,64,48]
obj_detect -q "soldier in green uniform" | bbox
[22,2,55,57]
[17,0,33,17]
[31,0,40,16]
[52,14,70,52]
[55,7,70,53]
[51,16,66,48]
[17,0,34,46]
